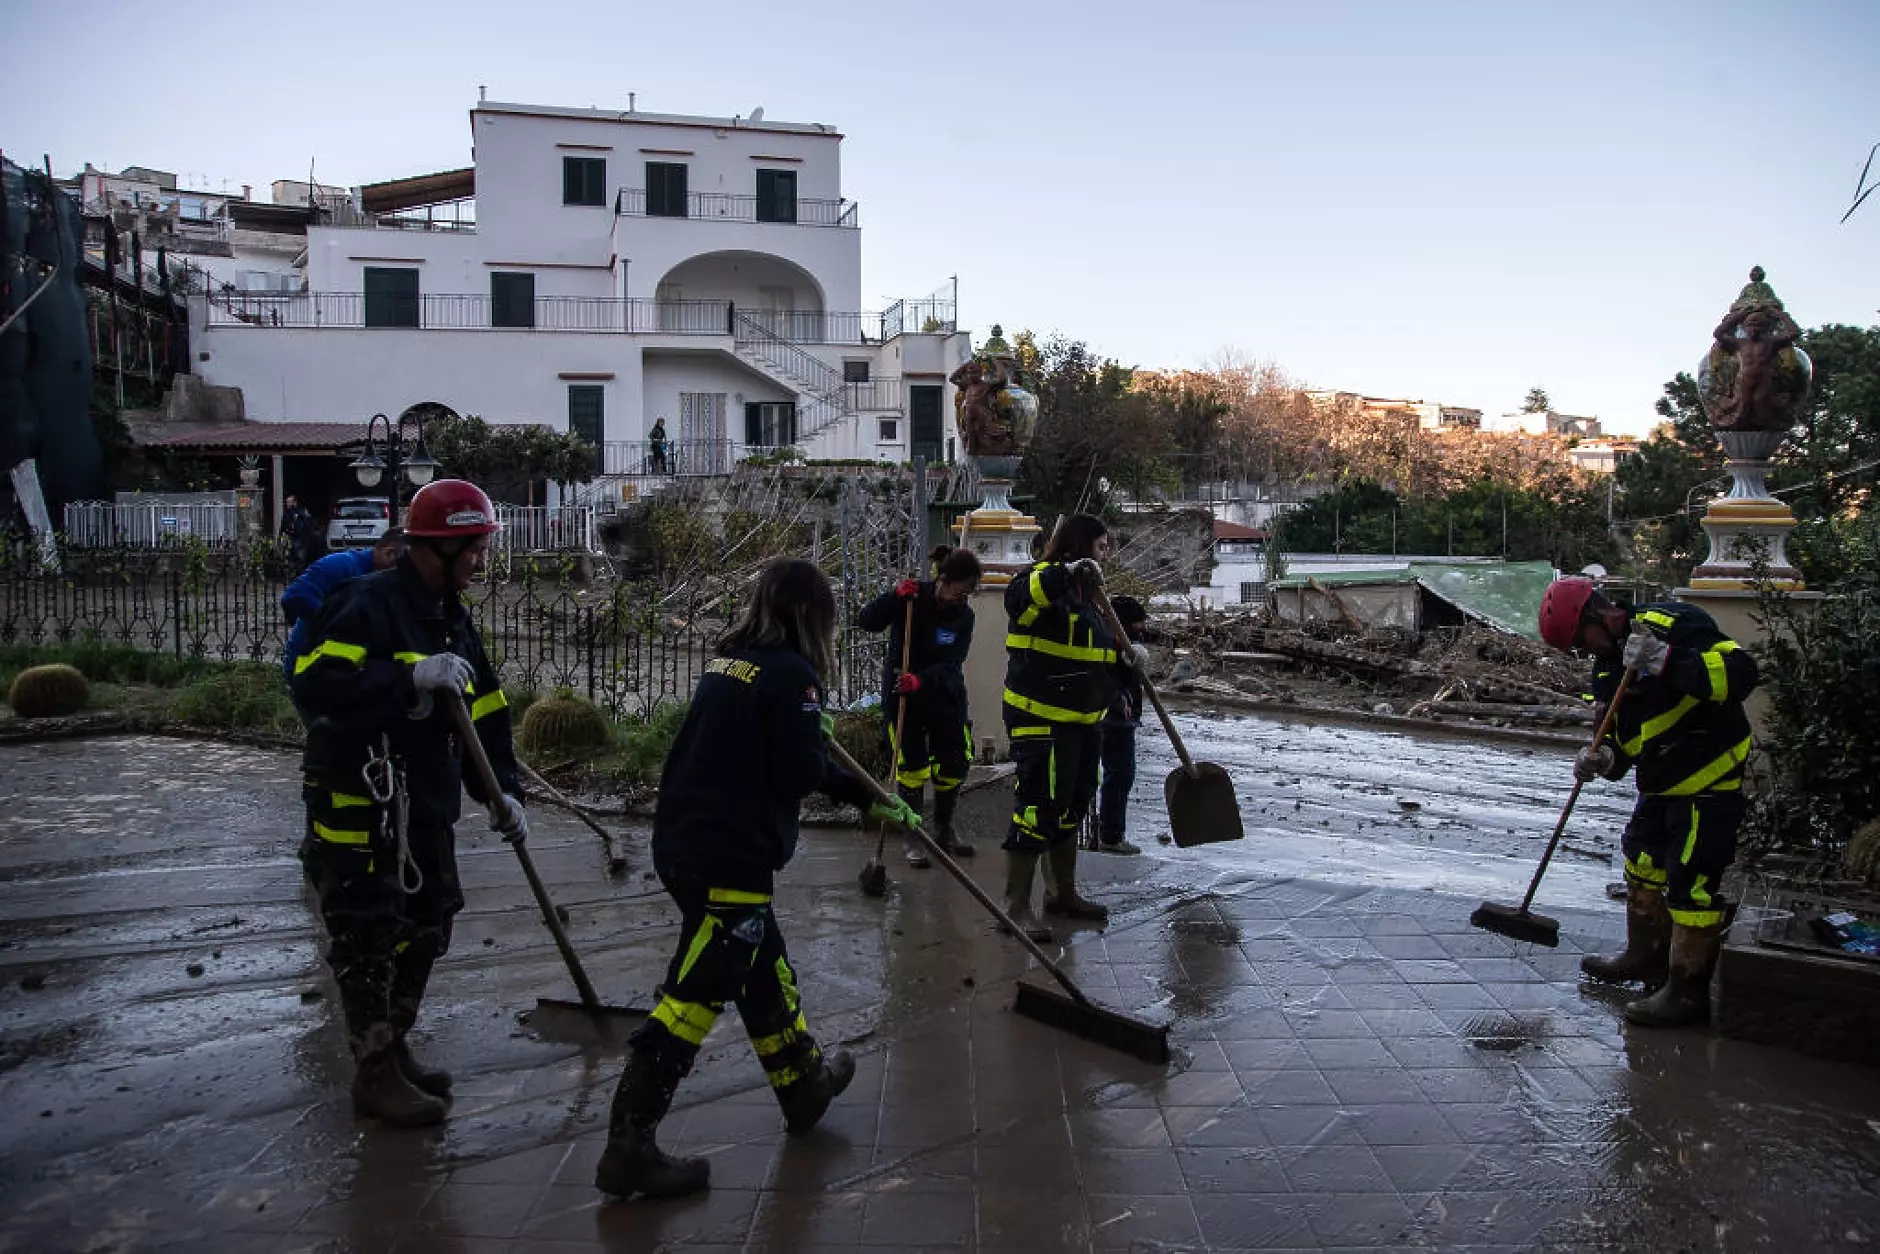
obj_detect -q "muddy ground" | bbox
[0,719,1875,1253]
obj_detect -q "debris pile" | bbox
[1155,614,1593,732]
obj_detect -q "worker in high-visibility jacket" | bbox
[594,558,920,1200]
[1000,512,1134,941]
[292,479,525,1127]
[1539,577,1760,1028]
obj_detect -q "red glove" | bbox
[895,579,919,599]
[895,672,921,695]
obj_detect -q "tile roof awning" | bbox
[1213,520,1268,542]
[140,422,369,455]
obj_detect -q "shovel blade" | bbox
[523,998,648,1049]
[1164,762,1244,848]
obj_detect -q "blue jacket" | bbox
[281,548,377,680]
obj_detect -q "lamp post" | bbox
[351,406,441,526]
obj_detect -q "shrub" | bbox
[171,665,301,736]
[612,700,689,786]
[8,664,90,718]
[519,690,614,756]
[831,708,887,780]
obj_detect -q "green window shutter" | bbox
[909,384,944,463]
[562,157,606,207]
[568,385,605,474]
[490,271,535,328]
[647,162,688,217]
[756,169,796,223]
[363,267,419,328]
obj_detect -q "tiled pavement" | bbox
[4,739,1880,1252]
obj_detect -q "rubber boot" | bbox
[1581,884,1671,988]
[1000,851,1055,943]
[351,1047,448,1128]
[391,1037,452,1099]
[899,785,931,868]
[594,1046,710,1199]
[776,1049,856,1136]
[1041,839,1110,923]
[934,788,973,857]
[1623,922,1725,1029]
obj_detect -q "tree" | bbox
[423,412,598,504]
[1522,387,1552,414]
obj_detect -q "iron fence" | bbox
[615,187,858,228]
[0,542,893,716]
[63,500,245,549]
[492,505,599,554]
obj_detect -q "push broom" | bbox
[1471,667,1635,947]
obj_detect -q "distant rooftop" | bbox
[475,100,841,139]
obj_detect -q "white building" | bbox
[192,98,972,502]
[1482,408,1602,438]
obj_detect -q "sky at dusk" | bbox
[4,0,1876,434]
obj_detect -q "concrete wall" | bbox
[198,325,642,427]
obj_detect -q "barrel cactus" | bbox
[8,664,90,719]
[518,690,613,756]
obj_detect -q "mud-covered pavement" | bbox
[2,721,1878,1253]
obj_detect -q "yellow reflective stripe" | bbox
[330,792,375,809]
[650,997,718,1046]
[1005,633,1117,664]
[1669,906,1726,927]
[471,689,509,721]
[313,821,371,846]
[1010,724,1054,738]
[393,651,427,663]
[1690,873,1712,908]
[1048,742,1057,800]
[675,915,719,985]
[1002,691,1103,724]
[776,954,802,1015]
[1659,737,1752,796]
[1620,696,1698,756]
[706,887,772,905]
[1681,806,1701,864]
[1702,650,1728,701]
[767,1062,810,1089]
[751,1012,808,1057]
[934,774,963,791]
[896,766,933,787]
[299,639,367,672]
[1625,854,1668,887]
[1028,567,1052,609]
[1638,610,1676,629]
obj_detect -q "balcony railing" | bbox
[205,290,735,333]
[616,187,858,228]
[492,505,597,554]
[597,439,738,478]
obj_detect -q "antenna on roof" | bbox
[478,84,487,102]
[629,91,636,112]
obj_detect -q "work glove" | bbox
[1068,557,1105,588]
[895,671,921,695]
[412,653,475,694]
[1574,744,1616,783]
[490,793,529,845]
[818,711,835,739]
[895,578,920,599]
[868,795,922,831]
[1128,642,1151,669]
[1622,629,1671,677]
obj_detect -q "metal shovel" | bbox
[1090,587,1244,848]
[447,691,647,1047]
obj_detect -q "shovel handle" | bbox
[1517,668,1636,913]
[825,734,1090,1007]
[518,760,625,867]
[1090,586,1198,776]
[446,691,604,1012]
[875,594,918,863]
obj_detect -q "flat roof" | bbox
[475,100,841,139]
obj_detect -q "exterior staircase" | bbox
[729,313,867,452]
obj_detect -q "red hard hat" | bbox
[404,479,499,538]
[1538,577,1595,652]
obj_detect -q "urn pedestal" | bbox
[954,455,1039,589]
[1686,429,1804,591]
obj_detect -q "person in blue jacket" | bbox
[280,529,405,683]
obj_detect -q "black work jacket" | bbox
[1591,601,1759,797]
[856,581,974,717]
[292,556,519,827]
[1002,560,1119,724]
[653,645,875,894]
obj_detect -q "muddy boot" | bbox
[899,785,932,867]
[1623,922,1724,1029]
[1581,884,1671,988]
[594,1045,709,1199]
[352,1047,448,1128]
[1000,851,1055,943]
[935,789,973,857]
[776,1049,856,1136]
[391,1037,452,1099]
[1041,839,1109,923]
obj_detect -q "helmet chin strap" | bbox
[415,536,477,611]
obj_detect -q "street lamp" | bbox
[351,406,443,525]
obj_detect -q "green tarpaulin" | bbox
[1271,560,1556,639]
